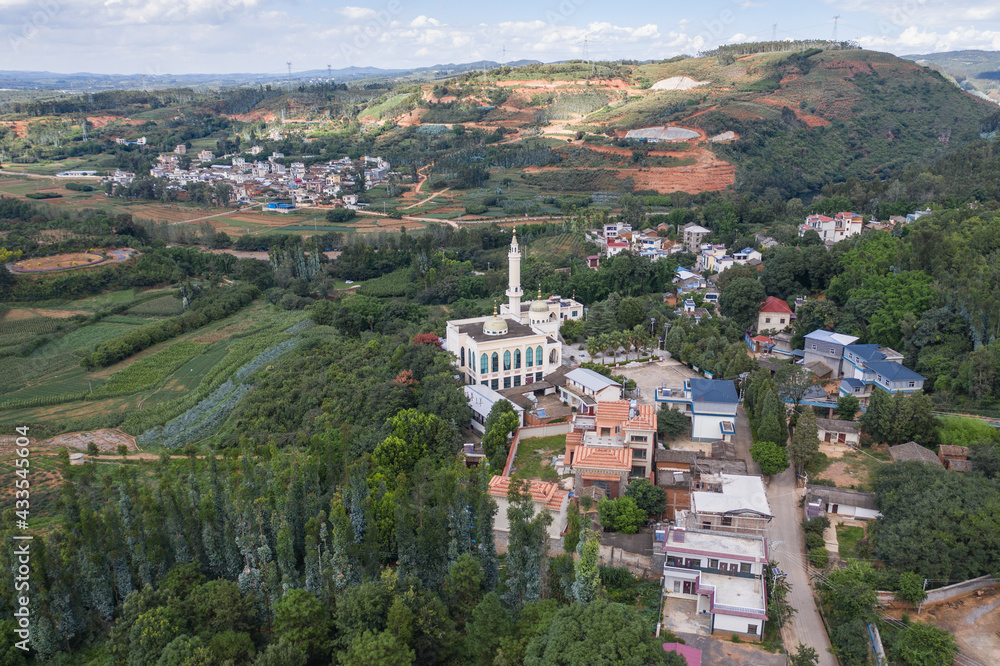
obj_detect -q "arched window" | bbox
[526,347,533,367]
[535,346,543,367]
[550,348,558,365]
[491,352,499,373]
[460,347,465,367]
[481,353,488,374]
[503,350,511,371]
[514,349,521,369]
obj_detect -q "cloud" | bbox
[859,24,1000,53]
[336,6,377,20]
[410,15,441,28]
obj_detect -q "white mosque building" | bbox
[445,229,585,390]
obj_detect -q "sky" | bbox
[2,0,1000,75]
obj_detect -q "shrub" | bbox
[464,203,488,215]
[805,532,825,551]
[597,497,646,534]
[802,515,830,535]
[807,547,829,568]
[326,208,357,224]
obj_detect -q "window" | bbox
[514,349,521,369]
[503,350,511,371]
[747,625,758,635]
[908,381,915,388]
[535,346,543,366]
[740,563,751,574]
[491,379,498,390]
[513,376,521,387]
[536,371,543,381]
[631,465,646,477]
[572,310,578,317]
[702,521,711,530]
[460,347,465,367]
[829,347,835,354]
[765,317,771,324]
[632,448,647,459]
[779,318,785,324]
[526,348,533,367]
[480,353,488,374]
[491,352,499,373]
[721,516,733,527]
[503,377,511,389]
[708,559,719,569]
[877,374,882,383]
[811,343,817,350]
[630,435,647,443]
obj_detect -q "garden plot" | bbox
[39,428,137,453]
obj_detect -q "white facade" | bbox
[799,212,863,243]
[464,384,525,434]
[662,527,768,639]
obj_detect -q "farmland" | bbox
[0,288,311,446]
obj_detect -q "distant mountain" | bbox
[0,59,544,92]
[902,50,1000,104]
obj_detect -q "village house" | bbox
[656,378,739,443]
[683,224,711,253]
[566,400,657,497]
[662,526,769,640]
[888,441,944,467]
[682,473,772,535]
[464,384,525,434]
[938,445,971,472]
[756,296,794,334]
[555,367,622,415]
[487,476,569,540]
[805,487,881,520]
[803,330,859,377]
[799,211,863,243]
[815,418,860,446]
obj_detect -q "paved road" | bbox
[767,465,837,666]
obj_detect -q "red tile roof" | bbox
[759,296,793,315]
[573,446,632,471]
[487,476,569,511]
[594,400,656,431]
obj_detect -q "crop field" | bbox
[43,321,141,353]
[93,340,207,397]
[126,295,184,317]
[358,269,412,297]
[0,451,63,520]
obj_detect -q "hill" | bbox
[381,48,999,197]
[903,50,1000,104]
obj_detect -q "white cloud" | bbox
[410,15,442,28]
[859,24,1000,53]
[336,6,377,20]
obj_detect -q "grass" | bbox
[837,524,865,560]
[805,451,832,477]
[510,433,566,483]
[44,322,140,353]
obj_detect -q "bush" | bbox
[464,203,488,215]
[326,208,357,224]
[802,515,830,535]
[805,532,825,551]
[807,547,829,568]
[597,496,646,534]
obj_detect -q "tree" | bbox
[504,480,551,608]
[523,599,686,666]
[789,643,819,666]
[895,571,927,606]
[750,441,789,476]
[657,405,690,442]
[272,589,332,662]
[597,497,646,534]
[836,394,860,421]
[888,621,958,666]
[465,593,513,666]
[623,479,666,516]
[718,277,766,330]
[861,386,892,443]
[571,530,601,603]
[789,408,820,473]
[775,363,815,408]
[483,410,519,469]
[756,388,788,445]
[442,553,484,626]
[339,630,414,666]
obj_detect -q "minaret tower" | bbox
[506,228,522,320]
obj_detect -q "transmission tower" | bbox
[286,61,292,82]
[772,23,777,41]
[501,45,506,67]
[327,64,332,80]
[832,15,840,42]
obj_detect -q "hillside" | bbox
[903,50,1000,104]
[379,49,999,198]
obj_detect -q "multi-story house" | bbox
[655,378,739,443]
[555,367,622,415]
[661,526,769,639]
[798,211,863,243]
[756,296,794,334]
[803,330,859,377]
[566,400,657,497]
[683,224,711,253]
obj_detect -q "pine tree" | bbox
[571,530,601,603]
[502,480,551,608]
[789,408,820,473]
[757,388,788,445]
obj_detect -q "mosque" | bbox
[445,229,585,390]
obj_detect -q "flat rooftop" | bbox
[701,571,766,612]
[664,528,767,561]
[692,474,771,517]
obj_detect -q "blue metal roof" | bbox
[844,344,885,363]
[866,361,924,382]
[841,377,866,389]
[688,378,739,404]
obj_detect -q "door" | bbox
[682,581,693,594]
[831,504,839,514]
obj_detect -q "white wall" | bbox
[713,612,763,637]
[692,414,728,441]
[492,496,566,540]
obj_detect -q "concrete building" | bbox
[805,487,880,520]
[815,418,860,447]
[683,224,711,253]
[756,297,793,334]
[803,330,858,378]
[684,474,772,536]
[487,476,568,540]
[662,526,768,640]
[464,383,525,434]
[568,400,657,496]
[656,378,739,443]
[799,211,863,243]
[556,367,622,415]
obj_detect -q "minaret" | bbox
[506,228,522,320]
